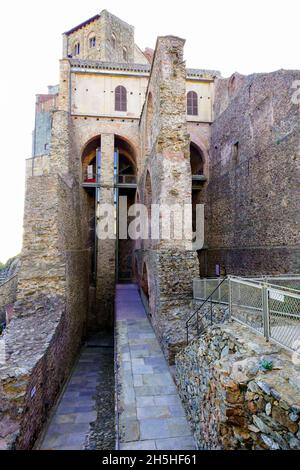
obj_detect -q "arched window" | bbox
[115,86,127,112]
[74,42,80,56]
[89,36,96,48]
[187,91,198,116]
[112,33,116,49]
[123,47,128,61]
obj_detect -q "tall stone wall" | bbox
[0,291,87,449]
[7,43,90,447]
[206,70,300,276]
[136,36,199,362]
[0,276,17,324]
[65,10,135,63]
[176,321,300,450]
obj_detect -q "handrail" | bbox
[186,277,228,344]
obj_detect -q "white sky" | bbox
[0,0,299,263]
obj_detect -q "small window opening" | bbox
[233,142,239,164]
[74,43,80,56]
[89,37,96,48]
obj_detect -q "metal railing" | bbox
[115,174,137,185]
[188,275,300,352]
[230,277,300,351]
[82,172,137,186]
[186,278,229,344]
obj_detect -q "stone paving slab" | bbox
[39,333,115,451]
[116,284,196,451]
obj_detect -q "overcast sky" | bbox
[0,0,299,263]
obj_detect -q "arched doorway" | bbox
[81,136,101,284]
[190,142,207,277]
[81,135,137,284]
[140,262,150,315]
[115,136,137,282]
[190,142,206,233]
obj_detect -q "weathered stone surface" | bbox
[175,322,300,450]
[207,70,300,276]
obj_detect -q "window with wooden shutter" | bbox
[187,91,198,116]
[115,86,127,112]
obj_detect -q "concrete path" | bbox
[38,334,114,450]
[116,284,196,450]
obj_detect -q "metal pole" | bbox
[114,149,119,283]
[228,277,232,320]
[262,284,270,341]
[94,146,101,283]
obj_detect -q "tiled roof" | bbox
[64,14,100,36]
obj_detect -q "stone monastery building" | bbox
[0,9,299,450]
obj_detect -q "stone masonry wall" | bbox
[65,10,135,63]
[0,290,87,449]
[206,70,300,276]
[0,276,18,324]
[176,321,300,450]
[135,36,200,362]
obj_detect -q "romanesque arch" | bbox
[190,142,204,176]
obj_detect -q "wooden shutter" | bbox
[115,86,127,112]
[187,91,198,116]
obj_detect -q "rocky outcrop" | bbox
[175,321,300,449]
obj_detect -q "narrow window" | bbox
[115,86,127,112]
[74,42,80,56]
[187,91,198,116]
[112,33,116,49]
[123,47,128,61]
[232,142,239,164]
[89,37,96,48]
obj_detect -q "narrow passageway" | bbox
[38,333,115,450]
[116,284,196,450]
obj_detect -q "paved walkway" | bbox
[38,334,114,450]
[116,284,196,450]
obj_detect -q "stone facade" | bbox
[176,322,300,450]
[1,9,299,448]
[205,70,300,276]
[0,276,17,325]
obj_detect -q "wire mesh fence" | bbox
[268,287,300,351]
[193,278,229,303]
[192,276,300,352]
[230,278,264,335]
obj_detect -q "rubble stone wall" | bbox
[135,37,200,361]
[0,292,86,450]
[176,321,300,450]
[206,70,300,276]
[0,276,18,323]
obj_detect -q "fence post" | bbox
[228,277,232,320]
[262,284,270,341]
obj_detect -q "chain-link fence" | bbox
[229,278,300,352]
[268,287,300,351]
[193,278,229,303]
[192,276,300,352]
[230,278,264,335]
